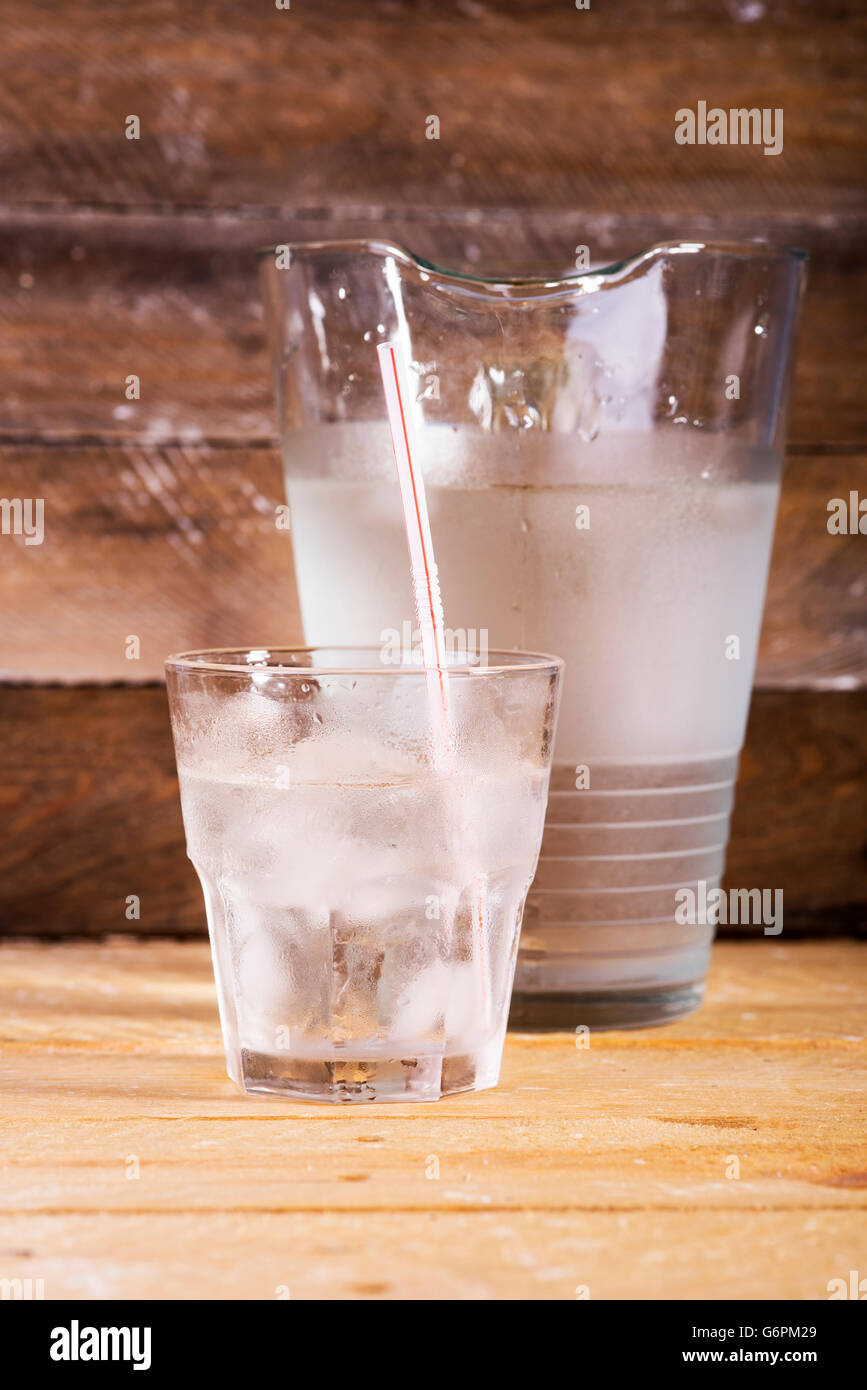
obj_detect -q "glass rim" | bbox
[165,645,564,678]
[257,236,808,289]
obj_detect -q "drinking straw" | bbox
[376,341,490,1026]
[376,342,451,760]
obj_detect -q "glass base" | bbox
[232,1047,497,1103]
[508,982,705,1032]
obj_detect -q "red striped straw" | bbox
[377,342,452,760]
[377,340,490,1027]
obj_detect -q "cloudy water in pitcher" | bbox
[282,423,782,1005]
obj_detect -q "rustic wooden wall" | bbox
[1,0,865,935]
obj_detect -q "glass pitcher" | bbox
[261,238,806,1029]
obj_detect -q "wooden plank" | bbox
[759,454,867,687]
[0,208,862,448]
[0,442,300,683]
[1,1209,862,1300]
[3,1085,867,1217]
[0,687,200,937]
[727,691,867,929]
[0,1,863,217]
[2,939,862,1049]
[2,1023,864,1214]
[0,940,863,1299]
[0,689,864,937]
[0,440,863,684]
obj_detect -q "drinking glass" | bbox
[166,646,561,1102]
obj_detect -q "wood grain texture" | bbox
[2,936,863,1048]
[0,207,863,448]
[0,1,863,216]
[2,1209,863,1301]
[0,442,300,682]
[1,440,863,684]
[0,2,864,954]
[0,939,864,1298]
[727,691,867,927]
[759,453,867,687]
[0,688,863,938]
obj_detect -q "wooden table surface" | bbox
[1,939,864,1301]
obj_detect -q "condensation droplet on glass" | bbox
[363,330,374,342]
[337,286,349,300]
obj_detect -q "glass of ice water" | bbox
[166,646,562,1103]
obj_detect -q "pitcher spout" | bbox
[262,237,806,453]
